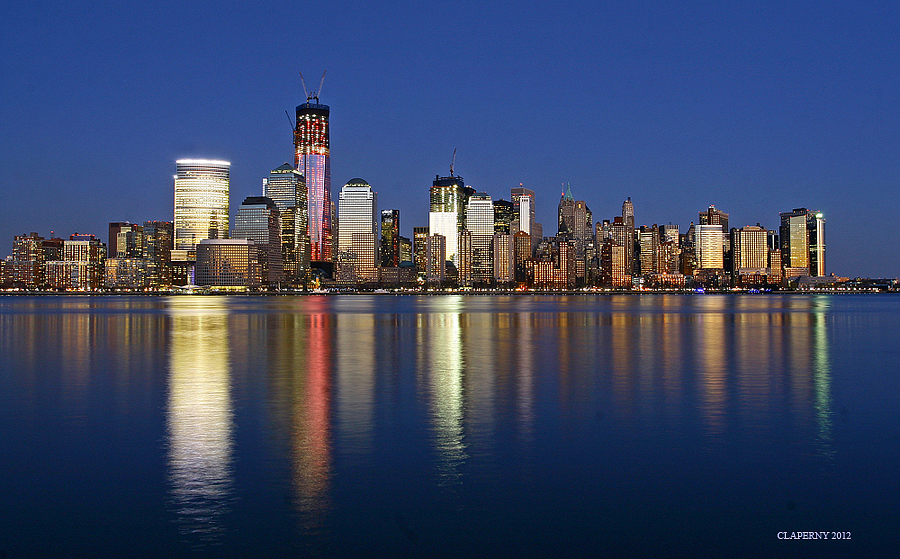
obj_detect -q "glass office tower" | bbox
[295,102,332,262]
[174,159,230,251]
[263,163,309,281]
[381,209,400,268]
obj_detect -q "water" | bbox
[0,294,897,557]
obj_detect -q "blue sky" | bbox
[2,0,898,277]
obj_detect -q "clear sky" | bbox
[2,0,898,277]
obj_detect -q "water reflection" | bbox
[514,312,535,447]
[291,297,334,532]
[336,311,375,458]
[419,296,468,486]
[812,298,834,460]
[166,297,234,544]
[461,310,496,453]
[0,294,870,556]
[695,310,727,436]
[683,295,833,457]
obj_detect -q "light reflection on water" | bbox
[288,297,333,535]
[165,297,234,544]
[335,311,376,459]
[514,311,535,449]
[2,293,891,557]
[812,300,834,462]
[420,296,468,487]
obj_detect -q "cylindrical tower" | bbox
[174,159,230,251]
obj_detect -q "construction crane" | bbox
[450,148,457,177]
[285,110,295,131]
[299,71,309,99]
[299,70,327,103]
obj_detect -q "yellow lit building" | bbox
[195,239,261,289]
[174,159,230,251]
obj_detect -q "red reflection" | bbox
[292,297,334,526]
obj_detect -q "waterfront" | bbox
[0,294,897,557]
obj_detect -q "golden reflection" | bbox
[785,303,814,432]
[103,306,167,417]
[660,309,684,407]
[336,311,375,457]
[556,310,571,388]
[463,311,496,442]
[635,312,658,404]
[55,306,97,423]
[610,309,635,415]
[166,297,233,540]
[515,311,535,446]
[420,296,468,486]
[695,298,727,435]
[734,308,775,427]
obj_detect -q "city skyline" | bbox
[2,1,899,277]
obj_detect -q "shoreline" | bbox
[1,288,895,297]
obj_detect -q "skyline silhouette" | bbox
[2,1,898,277]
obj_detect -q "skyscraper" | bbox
[10,232,45,289]
[696,224,724,269]
[513,230,532,284]
[558,184,575,239]
[622,198,634,228]
[263,163,309,283]
[622,198,635,277]
[109,222,143,259]
[399,236,412,264]
[466,193,494,235]
[429,172,473,264]
[639,225,661,275]
[731,225,768,275]
[142,220,174,288]
[295,99,332,262]
[380,209,400,268]
[466,192,494,284]
[231,196,283,286]
[511,184,542,249]
[514,191,531,234]
[699,204,730,268]
[337,178,378,282]
[779,208,825,276]
[174,159,230,251]
[573,200,592,241]
[108,222,134,257]
[413,226,429,272]
[780,208,810,272]
[264,163,306,210]
[457,229,473,286]
[699,205,729,232]
[600,238,629,287]
[426,234,446,285]
[808,212,826,277]
[492,199,515,234]
[492,233,515,285]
